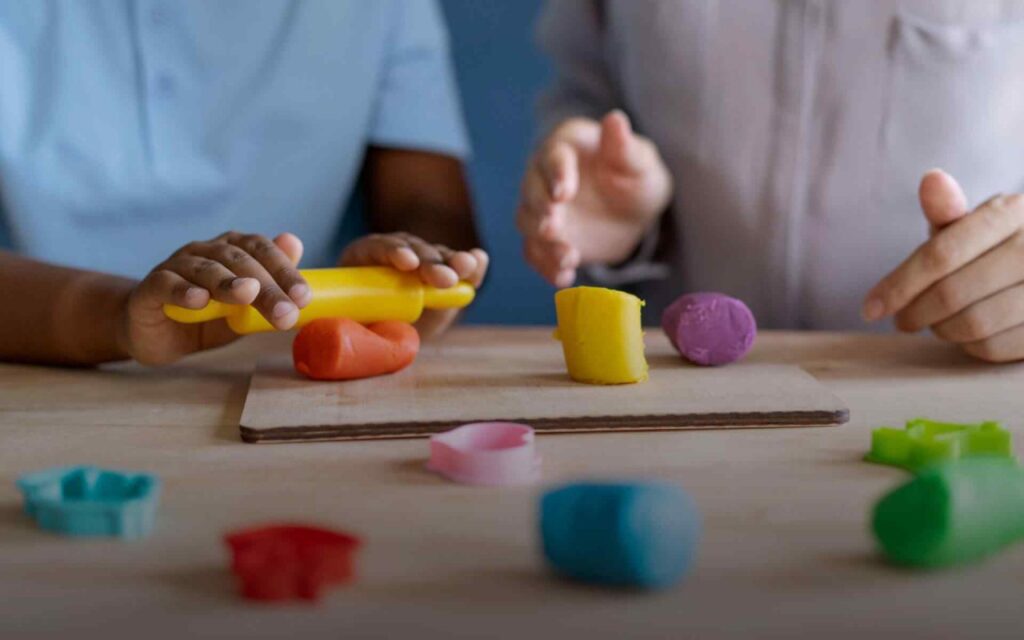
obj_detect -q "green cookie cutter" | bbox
[866,418,1014,472]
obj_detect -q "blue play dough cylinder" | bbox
[540,481,701,588]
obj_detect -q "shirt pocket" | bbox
[878,11,1024,205]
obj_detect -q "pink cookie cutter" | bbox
[427,422,541,486]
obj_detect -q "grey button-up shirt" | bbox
[537,0,1024,329]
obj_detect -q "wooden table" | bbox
[2,328,1023,639]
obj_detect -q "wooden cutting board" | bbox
[239,330,849,442]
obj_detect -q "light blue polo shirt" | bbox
[0,0,468,275]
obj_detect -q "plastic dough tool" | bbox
[16,466,161,538]
[163,266,476,334]
[224,523,362,602]
[427,422,541,486]
[866,418,1014,472]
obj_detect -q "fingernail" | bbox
[861,297,884,322]
[231,277,254,290]
[552,182,566,201]
[289,283,310,303]
[554,270,576,288]
[272,301,297,319]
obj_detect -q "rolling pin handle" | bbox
[162,300,234,324]
[421,282,477,310]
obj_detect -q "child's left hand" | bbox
[339,232,489,336]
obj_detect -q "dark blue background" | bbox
[441,0,552,325]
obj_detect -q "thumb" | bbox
[598,109,644,174]
[919,169,968,234]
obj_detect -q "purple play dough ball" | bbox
[661,293,757,366]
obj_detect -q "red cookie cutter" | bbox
[224,523,362,602]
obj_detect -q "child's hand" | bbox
[338,232,489,335]
[119,232,310,365]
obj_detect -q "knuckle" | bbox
[220,246,251,265]
[149,269,176,288]
[192,258,219,276]
[922,239,957,273]
[174,241,202,257]
[932,281,961,313]
[255,284,284,304]
[272,265,299,282]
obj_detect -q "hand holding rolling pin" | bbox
[120,231,485,365]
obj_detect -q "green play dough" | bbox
[866,418,1013,472]
[872,459,1024,568]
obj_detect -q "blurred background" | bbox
[442,0,552,325]
[335,0,553,325]
[0,1,554,325]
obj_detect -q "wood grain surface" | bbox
[240,333,848,442]
[2,328,1023,639]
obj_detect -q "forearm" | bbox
[363,147,482,250]
[0,251,133,365]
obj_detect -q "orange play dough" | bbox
[292,318,420,381]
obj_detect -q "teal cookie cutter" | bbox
[866,418,1013,472]
[16,466,161,538]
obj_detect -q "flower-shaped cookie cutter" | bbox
[16,465,160,538]
[427,422,541,486]
[224,523,362,602]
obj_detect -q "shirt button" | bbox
[154,73,176,97]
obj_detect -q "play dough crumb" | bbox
[554,286,648,384]
[292,318,419,381]
[661,292,756,366]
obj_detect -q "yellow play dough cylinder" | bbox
[554,286,648,385]
[163,266,476,334]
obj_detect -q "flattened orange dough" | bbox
[293,318,420,381]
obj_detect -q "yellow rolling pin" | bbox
[163,266,476,334]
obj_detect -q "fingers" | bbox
[929,283,1024,344]
[538,140,580,204]
[133,269,211,314]
[273,232,305,266]
[524,236,579,288]
[465,248,490,288]
[919,169,968,234]
[157,252,260,306]
[340,234,420,270]
[598,109,645,174]
[962,321,1024,363]
[895,231,1024,332]
[518,163,567,243]
[340,233,488,289]
[863,193,1024,322]
[167,232,310,330]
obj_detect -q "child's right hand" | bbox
[118,231,310,365]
